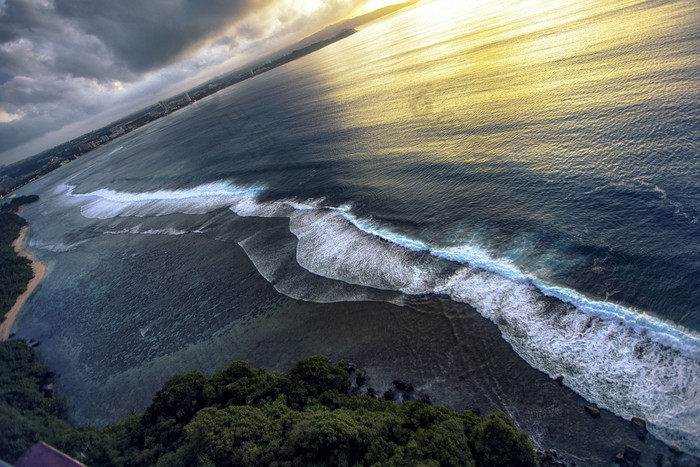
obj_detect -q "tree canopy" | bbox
[1,351,537,466]
[0,201,538,466]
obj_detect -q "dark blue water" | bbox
[12,0,700,457]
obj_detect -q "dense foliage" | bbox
[0,339,94,461]
[0,195,40,213]
[0,198,537,465]
[1,348,537,466]
[0,211,33,323]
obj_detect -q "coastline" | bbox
[0,225,47,341]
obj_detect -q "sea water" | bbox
[13,0,700,460]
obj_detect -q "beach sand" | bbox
[0,225,47,341]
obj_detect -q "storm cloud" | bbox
[0,0,367,164]
[52,0,272,73]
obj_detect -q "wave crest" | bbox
[64,181,700,454]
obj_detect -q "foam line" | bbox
[65,182,263,219]
[107,146,124,155]
[235,195,700,454]
[60,182,700,454]
[67,182,261,202]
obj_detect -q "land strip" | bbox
[0,226,46,340]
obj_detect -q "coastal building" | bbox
[110,125,125,136]
[12,441,85,467]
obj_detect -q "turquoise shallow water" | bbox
[12,0,700,458]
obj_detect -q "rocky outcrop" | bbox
[630,417,647,441]
[615,445,641,466]
[344,364,430,404]
[668,445,682,457]
[655,452,672,467]
[584,405,600,418]
[537,449,576,466]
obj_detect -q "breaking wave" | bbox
[64,181,700,454]
[64,182,263,219]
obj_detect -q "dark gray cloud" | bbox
[1,0,256,81]
[0,110,71,154]
[0,0,130,82]
[0,74,104,154]
[53,0,272,73]
[0,0,55,44]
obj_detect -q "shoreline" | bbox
[14,222,696,463]
[0,225,47,341]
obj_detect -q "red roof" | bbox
[13,441,85,467]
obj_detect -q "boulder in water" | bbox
[584,405,600,418]
[630,417,647,441]
[623,445,641,465]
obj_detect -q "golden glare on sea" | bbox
[357,0,415,14]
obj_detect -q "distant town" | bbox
[0,28,356,198]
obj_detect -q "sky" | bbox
[0,0,385,166]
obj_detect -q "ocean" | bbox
[13,0,700,463]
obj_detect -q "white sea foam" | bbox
[62,182,700,454]
[233,195,700,455]
[107,146,124,156]
[65,182,263,219]
[103,226,190,236]
[30,239,91,252]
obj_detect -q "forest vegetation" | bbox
[1,348,537,466]
[0,202,537,466]
[0,196,39,323]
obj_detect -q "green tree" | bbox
[0,340,94,463]
[0,212,33,322]
[282,409,371,466]
[283,355,350,410]
[471,413,537,467]
[176,406,283,466]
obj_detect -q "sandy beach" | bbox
[0,225,47,341]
